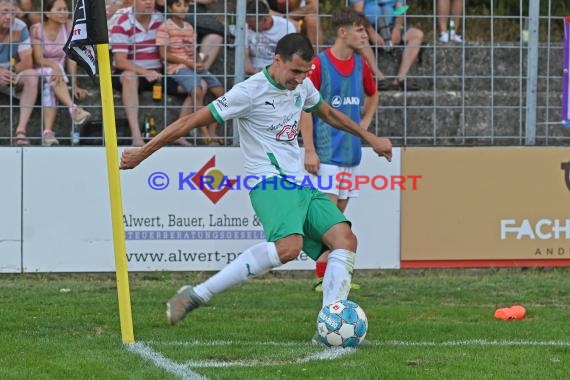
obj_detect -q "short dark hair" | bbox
[246,0,269,17]
[275,33,314,62]
[167,0,189,8]
[43,0,65,21]
[331,7,370,31]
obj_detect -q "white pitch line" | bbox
[183,346,354,368]
[296,347,355,362]
[151,339,570,348]
[132,339,570,372]
[126,341,206,380]
[383,339,570,347]
[150,339,312,347]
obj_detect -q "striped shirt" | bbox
[110,7,163,70]
[156,18,196,75]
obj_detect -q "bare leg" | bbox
[14,70,39,135]
[209,85,224,98]
[42,107,57,132]
[200,34,223,70]
[52,79,73,107]
[437,0,451,34]
[188,85,211,142]
[119,71,144,146]
[316,193,341,265]
[207,122,219,144]
[359,45,385,81]
[179,83,204,119]
[451,0,463,31]
[397,28,423,82]
[303,14,324,51]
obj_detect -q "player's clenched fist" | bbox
[120,148,144,170]
[371,137,392,162]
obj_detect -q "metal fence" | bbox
[0,0,568,146]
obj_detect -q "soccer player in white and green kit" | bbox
[120,33,392,331]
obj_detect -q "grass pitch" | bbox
[1,268,570,379]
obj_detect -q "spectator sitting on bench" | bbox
[350,0,424,91]
[244,0,296,75]
[183,0,225,72]
[110,0,190,146]
[0,0,39,146]
[266,0,324,51]
[157,0,224,145]
[31,0,91,146]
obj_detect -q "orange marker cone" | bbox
[494,305,526,320]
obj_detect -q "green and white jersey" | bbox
[208,67,322,184]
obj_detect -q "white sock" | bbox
[193,242,282,302]
[322,249,356,307]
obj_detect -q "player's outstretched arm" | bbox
[314,102,392,161]
[120,107,216,170]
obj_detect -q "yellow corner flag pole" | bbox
[65,0,133,344]
[97,44,135,344]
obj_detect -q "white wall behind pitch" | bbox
[22,148,114,271]
[344,148,401,269]
[0,148,22,273]
[20,147,400,272]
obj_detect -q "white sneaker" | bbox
[439,31,464,43]
[450,31,463,43]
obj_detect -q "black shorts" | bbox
[185,4,225,39]
[111,71,182,95]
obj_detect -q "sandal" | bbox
[15,132,30,146]
[202,138,221,147]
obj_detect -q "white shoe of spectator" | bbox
[450,31,463,42]
[440,31,463,43]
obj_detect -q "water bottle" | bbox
[449,20,456,39]
[227,12,236,36]
[142,114,150,140]
[521,17,529,44]
[71,123,80,146]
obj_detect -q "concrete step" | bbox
[0,41,567,146]
[375,42,564,92]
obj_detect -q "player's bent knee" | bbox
[276,247,302,263]
[274,235,303,263]
[323,223,358,252]
[343,231,358,252]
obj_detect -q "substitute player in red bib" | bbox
[300,7,378,292]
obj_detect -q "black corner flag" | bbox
[63,0,108,82]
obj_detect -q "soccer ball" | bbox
[316,300,368,348]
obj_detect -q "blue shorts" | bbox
[172,67,222,93]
